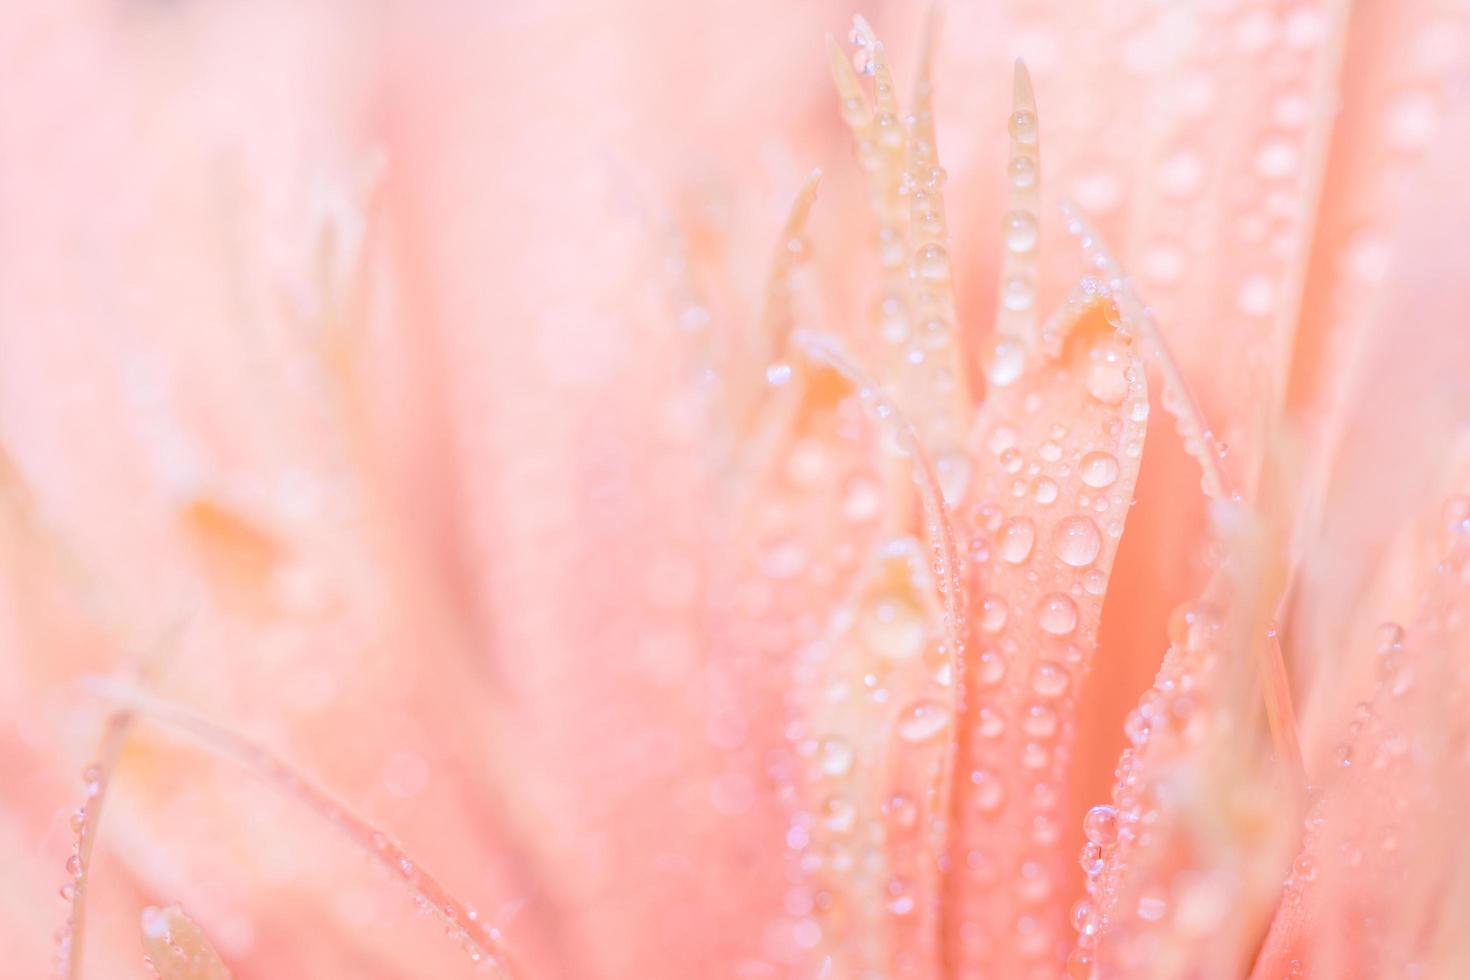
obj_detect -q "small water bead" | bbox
[1031,660,1071,698]
[876,113,903,149]
[1136,889,1169,922]
[896,700,950,744]
[1082,569,1107,595]
[977,707,1006,739]
[1017,862,1052,904]
[1022,742,1050,770]
[822,796,857,833]
[765,361,793,386]
[1038,441,1062,463]
[1124,709,1152,745]
[988,337,1026,387]
[884,792,919,831]
[1037,594,1078,636]
[1079,841,1104,876]
[971,770,1006,814]
[842,474,881,523]
[1375,622,1405,654]
[977,649,1007,686]
[1000,448,1024,474]
[1022,703,1058,738]
[1009,109,1039,145]
[65,854,82,878]
[1001,276,1034,312]
[980,595,1010,633]
[58,882,75,902]
[1054,515,1102,567]
[1009,154,1037,189]
[1005,211,1039,253]
[999,518,1036,564]
[1032,478,1058,505]
[916,244,951,281]
[887,877,917,916]
[819,737,855,777]
[1071,898,1098,935]
[69,809,86,835]
[1084,805,1119,845]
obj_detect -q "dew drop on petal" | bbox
[1032,660,1071,698]
[1084,804,1118,845]
[999,518,1036,564]
[897,700,951,744]
[1054,515,1102,567]
[819,737,855,777]
[1080,451,1120,488]
[1037,594,1078,635]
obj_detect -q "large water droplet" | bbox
[1054,515,1102,567]
[1009,109,1038,145]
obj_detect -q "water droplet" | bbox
[1038,441,1062,463]
[988,337,1025,387]
[1032,478,1058,504]
[896,700,950,743]
[1136,889,1168,922]
[1022,703,1058,738]
[1086,357,1128,405]
[1005,211,1038,253]
[886,877,916,916]
[1009,155,1037,189]
[1001,276,1034,312]
[1009,109,1038,145]
[1084,804,1118,845]
[884,792,918,830]
[980,595,1009,633]
[819,737,854,776]
[843,474,881,523]
[68,809,86,835]
[822,796,857,833]
[1082,569,1107,595]
[1236,275,1274,317]
[999,518,1036,564]
[1054,515,1102,567]
[977,649,1006,685]
[1079,841,1104,876]
[1031,660,1071,698]
[1037,595,1078,636]
[916,243,950,281]
[977,707,1006,739]
[65,855,82,878]
[766,362,793,386]
[1080,452,1119,488]
[860,595,926,662]
[970,769,1006,813]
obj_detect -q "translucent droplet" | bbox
[1009,155,1037,189]
[1022,703,1058,738]
[819,737,855,776]
[1005,211,1039,253]
[1009,109,1038,145]
[970,769,1006,813]
[1032,659,1071,697]
[980,594,1009,633]
[896,700,950,744]
[1080,452,1119,488]
[884,792,918,830]
[65,855,82,878]
[916,243,951,281]
[1038,441,1062,463]
[1082,569,1107,595]
[977,707,1006,739]
[822,795,857,833]
[1032,478,1058,504]
[1054,515,1102,567]
[999,518,1036,564]
[1037,594,1078,635]
[1002,276,1034,312]
[860,595,926,662]
[766,362,793,386]
[1136,889,1168,922]
[1078,841,1104,876]
[1083,804,1118,845]
[988,337,1025,386]
[1087,359,1129,404]
[977,649,1006,685]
